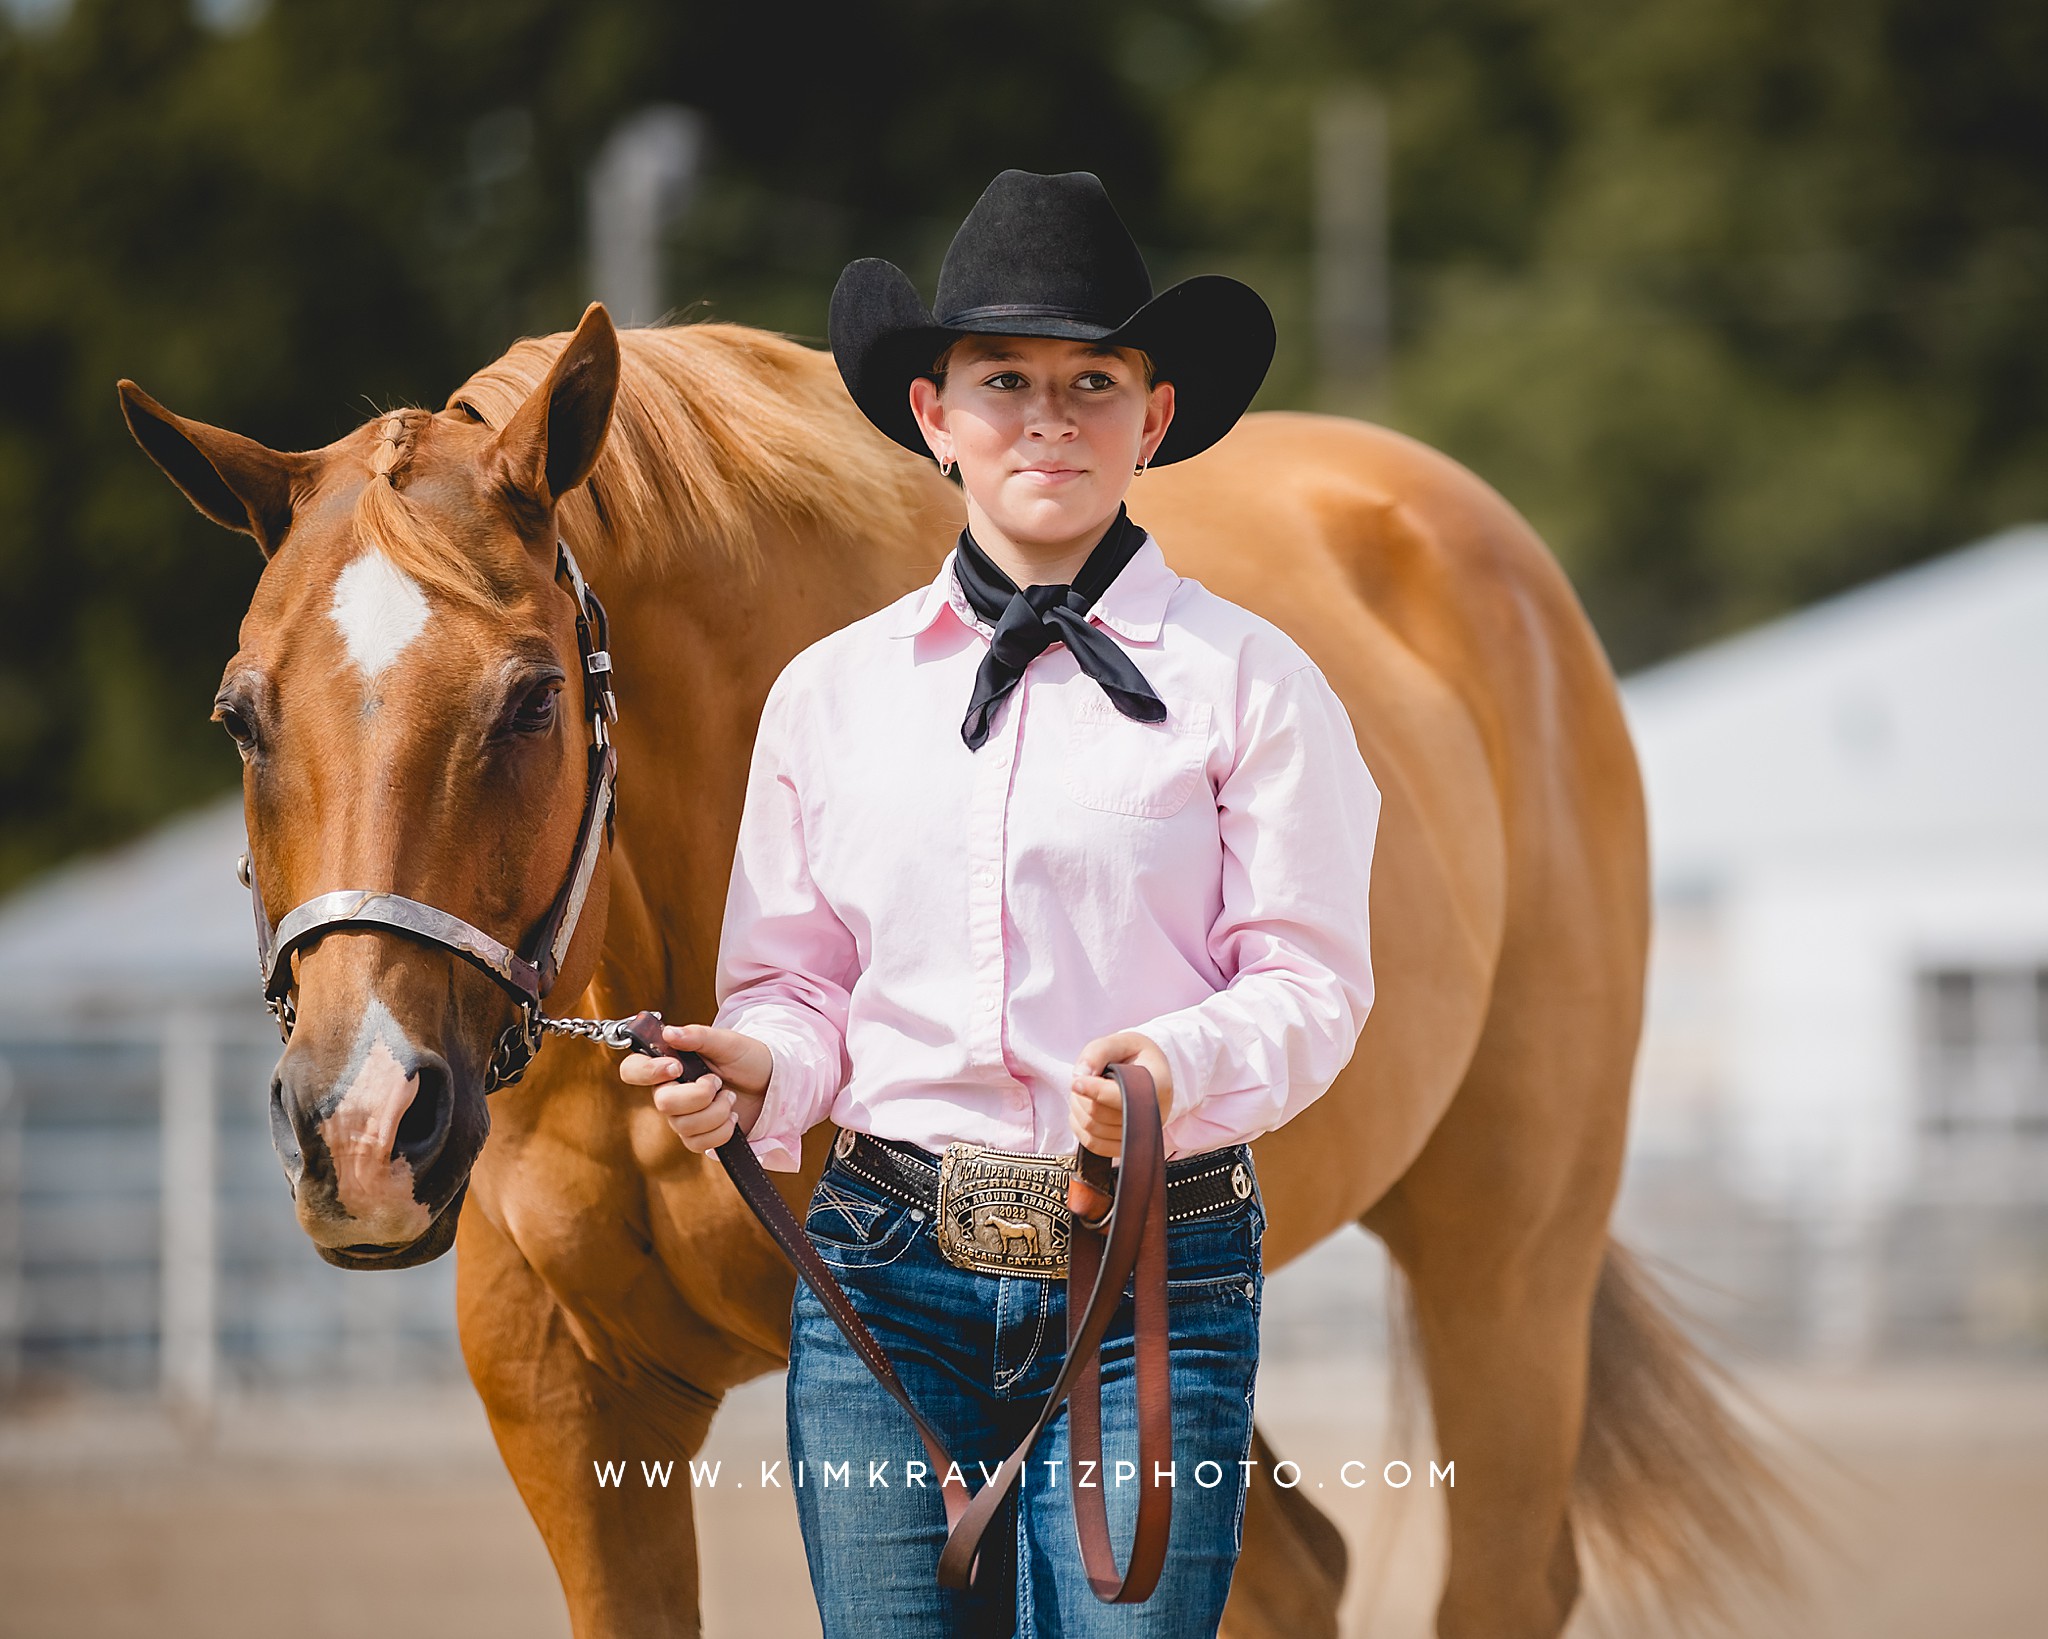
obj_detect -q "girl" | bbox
[620,169,1380,1636]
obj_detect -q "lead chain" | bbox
[536,1012,643,1051]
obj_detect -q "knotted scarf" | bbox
[953,506,1167,751]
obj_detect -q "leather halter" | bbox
[239,538,619,1092]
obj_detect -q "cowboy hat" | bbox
[829,169,1275,466]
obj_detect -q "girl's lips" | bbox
[1014,467,1085,484]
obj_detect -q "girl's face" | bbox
[908,335,1175,551]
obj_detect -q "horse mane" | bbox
[351,407,498,607]
[447,321,938,587]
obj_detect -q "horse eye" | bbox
[509,680,561,735]
[214,700,257,752]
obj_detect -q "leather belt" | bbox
[830,1129,1253,1279]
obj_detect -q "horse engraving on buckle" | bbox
[935,1143,1076,1279]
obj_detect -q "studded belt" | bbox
[829,1128,1256,1280]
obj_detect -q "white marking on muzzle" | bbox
[317,1000,432,1245]
[330,551,430,678]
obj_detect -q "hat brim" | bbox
[828,260,1275,467]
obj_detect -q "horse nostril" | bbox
[269,1074,304,1184]
[391,1058,452,1170]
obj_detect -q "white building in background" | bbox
[1622,525,2048,1359]
[0,797,258,1023]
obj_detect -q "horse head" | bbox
[117,304,622,1269]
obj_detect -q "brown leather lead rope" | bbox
[1065,1100,1174,1601]
[617,1013,1172,1602]
[614,1018,973,1536]
[930,1060,1171,1600]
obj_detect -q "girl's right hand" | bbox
[618,1022,773,1153]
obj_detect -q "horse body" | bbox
[119,310,1781,1638]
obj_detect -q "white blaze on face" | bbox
[329,551,430,678]
[318,1001,433,1245]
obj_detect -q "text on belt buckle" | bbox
[935,1143,1075,1279]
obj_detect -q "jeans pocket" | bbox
[804,1172,924,1270]
[806,1176,889,1240]
[1162,1197,1262,1295]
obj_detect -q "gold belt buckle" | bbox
[934,1142,1076,1279]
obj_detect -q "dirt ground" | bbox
[3,1356,2046,1638]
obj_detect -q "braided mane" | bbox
[351,406,496,605]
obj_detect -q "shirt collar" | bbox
[885,530,1179,644]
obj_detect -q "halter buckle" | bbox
[485,1004,545,1092]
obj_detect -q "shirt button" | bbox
[977,869,997,888]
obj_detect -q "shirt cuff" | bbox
[719,1006,839,1173]
[1128,1010,1268,1158]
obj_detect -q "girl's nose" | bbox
[1024,393,1078,437]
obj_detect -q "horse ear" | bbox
[493,302,621,512]
[117,380,304,559]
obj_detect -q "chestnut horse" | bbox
[118,304,1783,1637]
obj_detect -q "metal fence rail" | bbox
[0,1008,463,1408]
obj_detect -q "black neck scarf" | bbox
[952,504,1167,752]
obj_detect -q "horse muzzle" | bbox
[270,1005,489,1267]
[312,1182,472,1271]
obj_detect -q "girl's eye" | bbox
[984,371,1027,390]
[1077,372,1118,391]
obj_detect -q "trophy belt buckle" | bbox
[934,1142,1077,1280]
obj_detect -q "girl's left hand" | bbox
[1070,1031,1175,1160]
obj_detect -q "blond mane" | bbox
[351,407,499,607]
[448,321,939,586]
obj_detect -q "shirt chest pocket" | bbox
[1058,692,1214,819]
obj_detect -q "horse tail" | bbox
[1382,1238,1810,1631]
[1569,1239,1813,1628]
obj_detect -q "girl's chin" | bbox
[985,483,1113,530]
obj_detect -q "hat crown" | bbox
[932,170,1153,330]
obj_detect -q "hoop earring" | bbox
[939,456,955,478]
[1134,460,1148,478]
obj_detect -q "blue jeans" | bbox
[785,1144,1265,1638]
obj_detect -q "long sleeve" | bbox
[1130,662,1381,1155]
[711,668,862,1172]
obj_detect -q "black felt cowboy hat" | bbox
[829,169,1276,467]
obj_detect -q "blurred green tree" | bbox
[1158,0,2048,665]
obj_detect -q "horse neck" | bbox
[583,501,951,1030]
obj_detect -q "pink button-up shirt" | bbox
[712,530,1381,1171]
